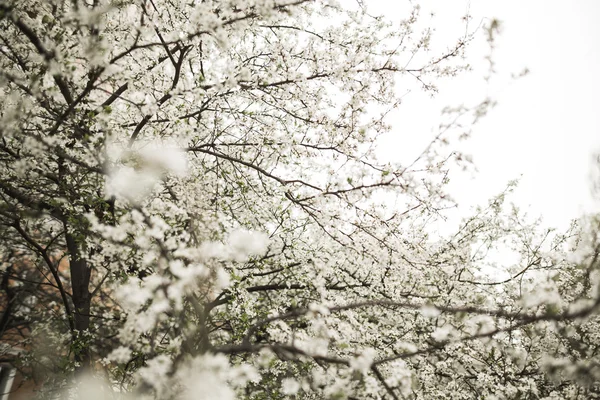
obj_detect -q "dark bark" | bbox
[0,266,14,338]
[65,232,91,368]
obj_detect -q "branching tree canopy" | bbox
[1,0,600,399]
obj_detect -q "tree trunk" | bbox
[66,233,91,368]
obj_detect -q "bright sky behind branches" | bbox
[370,0,600,231]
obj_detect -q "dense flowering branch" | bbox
[1,0,599,399]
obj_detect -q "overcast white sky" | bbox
[370,0,600,232]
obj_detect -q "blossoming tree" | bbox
[1,0,599,398]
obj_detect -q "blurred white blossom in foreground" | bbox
[106,144,188,203]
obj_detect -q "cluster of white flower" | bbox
[106,145,188,204]
[2,0,599,399]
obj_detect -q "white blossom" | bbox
[226,229,270,262]
[431,325,452,342]
[349,348,377,374]
[281,378,301,395]
[107,346,132,364]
